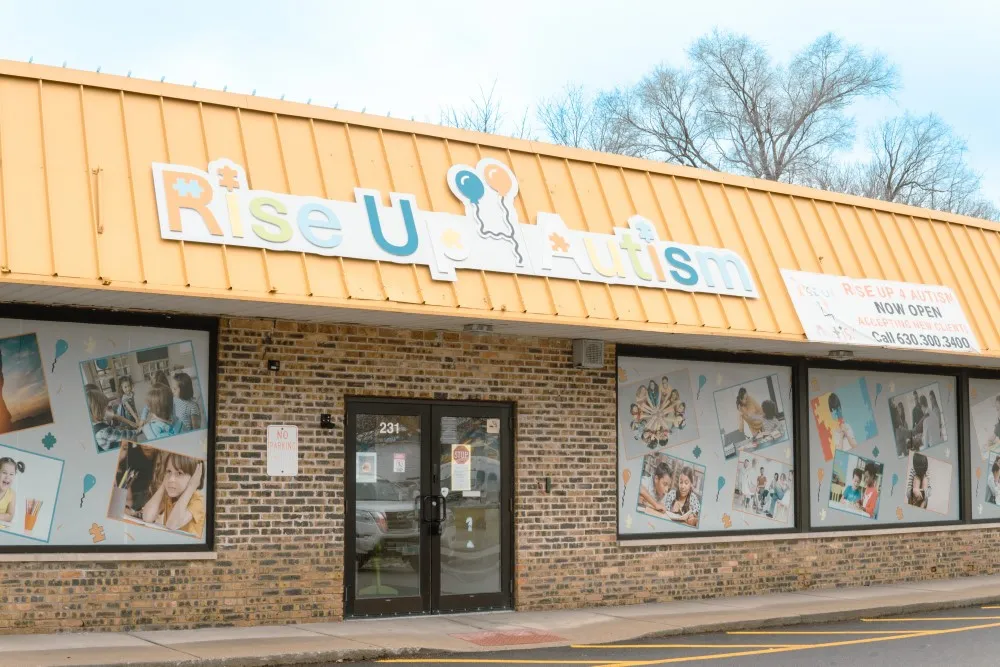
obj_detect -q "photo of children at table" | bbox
[636,452,704,528]
[81,343,205,453]
[829,450,883,520]
[108,443,205,539]
[889,383,947,458]
[714,374,788,459]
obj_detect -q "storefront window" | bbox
[969,378,1000,520]
[618,356,795,536]
[808,368,959,528]
[0,315,212,549]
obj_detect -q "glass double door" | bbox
[345,400,512,617]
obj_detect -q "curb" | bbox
[49,594,1000,666]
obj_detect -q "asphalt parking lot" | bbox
[332,604,1000,666]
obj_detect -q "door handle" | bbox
[421,495,439,523]
[437,494,447,522]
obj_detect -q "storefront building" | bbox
[1,60,1000,632]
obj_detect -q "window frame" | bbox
[617,344,978,540]
[0,303,217,554]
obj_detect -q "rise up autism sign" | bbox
[152,158,759,299]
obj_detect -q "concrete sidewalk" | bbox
[6,575,1000,666]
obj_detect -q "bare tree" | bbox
[537,84,591,148]
[536,84,644,155]
[817,114,999,220]
[615,31,898,182]
[440,80,534,140]
[618,67,718,169]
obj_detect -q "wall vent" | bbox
[572,339,605,369]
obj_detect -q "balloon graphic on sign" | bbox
[715,475,726,501]
[96,358,108,371]
[621,469,631,507]
[891,472,899,496]
[977,466,983,495]
[454,170,485,204]
[484,164,513,197]
[816,468,825,502]
[874,382,883,407]
[697,374,707,400]
[80,474,96,508]
[51,339,68,372]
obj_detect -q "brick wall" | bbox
[1,316,998,632]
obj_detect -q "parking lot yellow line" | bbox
[729,630,923,635]
[572,643,795,649]
[981,605,1000,609]
[600,619,1000,666]
[862,616,1000,622]
[379,659,608,665]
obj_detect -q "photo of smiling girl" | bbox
[0,456,24,524]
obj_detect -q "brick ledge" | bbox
[0,551,218,562]
[621,521,1000,547]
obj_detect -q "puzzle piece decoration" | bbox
[89,523,106,543]
[634,220,656,243]
[819,508,827,521]
[217,166,241,191]
[42,433,56,450]
[895,506,904,521]
[721,513,732,529]
[172,177,203,198]
[549,233,569,252]
[441,229,463,249]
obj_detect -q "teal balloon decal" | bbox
[891,472,898,496]
[95,358,109,371]
[80,474,96,507]
[697,374,707,399]
[874,382,883,407]
[715,475,726,501]
[51,339,69,372]
[455,170,485,204]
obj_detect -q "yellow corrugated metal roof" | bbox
[1,59,999,357]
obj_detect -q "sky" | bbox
[0,0,997,201]
[0,333,49,421]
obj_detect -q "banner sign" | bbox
[781,270,980,353]
[152,158,758,299]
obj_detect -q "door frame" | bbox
[344,397,515,618]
